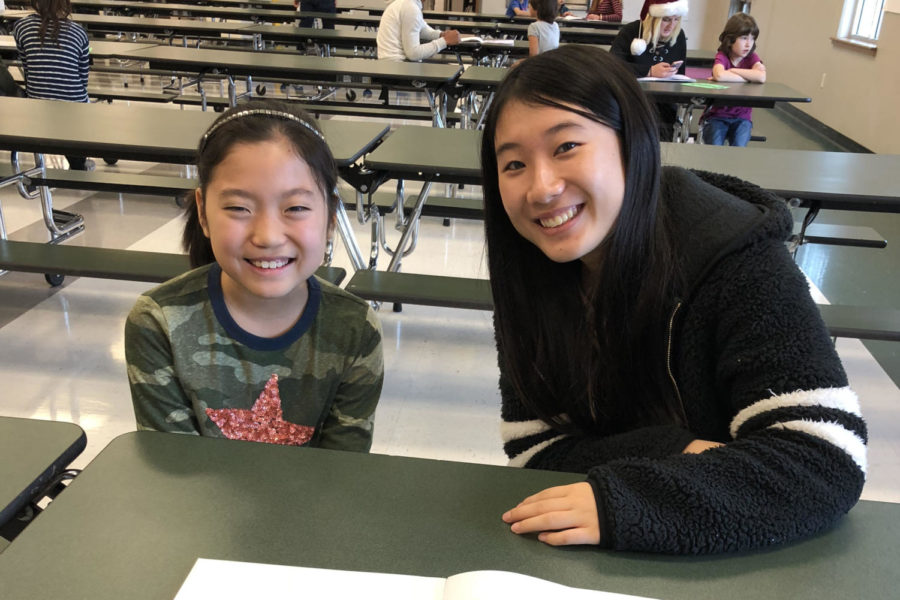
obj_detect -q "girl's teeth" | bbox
[253,259,287,269]
[539,207,577,229]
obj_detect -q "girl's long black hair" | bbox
[480,45,685,434]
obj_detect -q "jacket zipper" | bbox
[666,300,688,423]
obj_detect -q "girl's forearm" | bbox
[728,67,765,82]
[711,68,748,82]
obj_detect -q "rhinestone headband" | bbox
[200,109,325,150]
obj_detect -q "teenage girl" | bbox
[528,0,560,56]
[125,101,384,452]
[480,46,866,554]
[701,13,767,146]
[609,0,688,140]
[13,0,92,169]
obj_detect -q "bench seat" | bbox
[24,169,195,197]
[344,270,900,341]
[171,94,463,123]
[89,87,178,103]
[0,240,345,286]
[816,305,900,342]
[345,270,491,311]
[342,190,483,220]
[9,71,176,103]
[792,222,886,249]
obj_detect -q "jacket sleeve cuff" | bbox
[586,475,612,549]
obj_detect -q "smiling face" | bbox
[730,33,755,60]
[493,100,626,270]
[197,136,331,312]
[659,15,680,40]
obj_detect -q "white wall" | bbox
[746,0,900,153]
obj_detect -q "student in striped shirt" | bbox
[13,0,93,170]
[586,0,622,21]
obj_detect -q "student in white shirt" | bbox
[376,0,460,62]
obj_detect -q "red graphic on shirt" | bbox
[205,373,314,446]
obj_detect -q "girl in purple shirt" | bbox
[701,13,766,146]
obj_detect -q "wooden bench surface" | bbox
[0,240,345,286]
[171,94,463,123]
[341,190,483,220]
[345,270,491,311]
[344,270,900,342]
[25,169,196,197]
[793,222,886,249]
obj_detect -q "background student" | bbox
[125,101,384,452]
[609,0,688,140]
[528,0,560,56]
[701,13,767,146]
[294,0,335,30]
[586,0,622,22]
[13,0,92,170]
[507,0,529,18]
[376,0,460,62]
[479,46,866,554]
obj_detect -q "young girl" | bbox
[480,46,866,554]
[609,0,688,139]
[528,0,559,56]
[125,101,384,452]
[13,0,92,170]
[701,13,766,146]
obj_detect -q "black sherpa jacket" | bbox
[498,167,867,554]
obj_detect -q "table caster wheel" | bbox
[45,273,65,287]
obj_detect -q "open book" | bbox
[637,74,696,82]
[459,36,516,46]
[174,558,658,600]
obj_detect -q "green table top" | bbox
[69,0,300,23]
[660,143,900,210]
[0,431,896,599]
[0,97,389,166]
[116,45,462,86]
[364,126,483,185]
[1,10,260,34]
[360,126,900,211]
[457,67,807,107]
[0,416,86,527]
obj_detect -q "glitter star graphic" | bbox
[205,373,314,446]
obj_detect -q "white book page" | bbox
[459,37,515,45]
[637,75,696,82]
[443,570,659,600]
[173,559,445,600]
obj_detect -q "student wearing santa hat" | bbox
[610,0,688,140]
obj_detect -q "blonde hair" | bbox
[641,13,682,50]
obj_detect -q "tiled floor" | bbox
[1,84,898,507]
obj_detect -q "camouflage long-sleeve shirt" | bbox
[125,263,383,452]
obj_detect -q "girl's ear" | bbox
[195,189,210,239]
